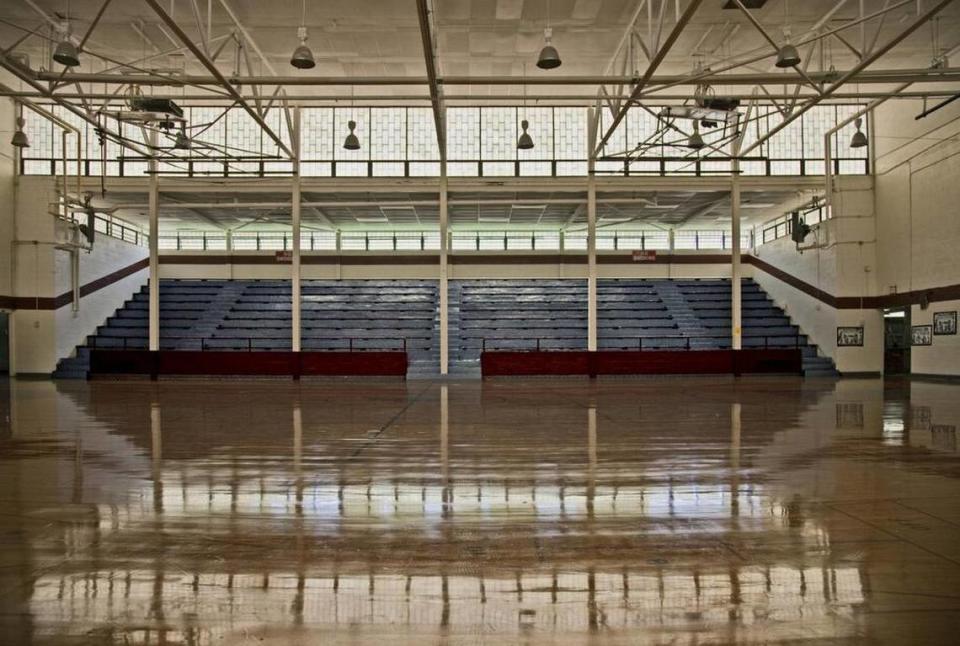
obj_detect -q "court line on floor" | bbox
[348,383,436,459]
[825,503,960,568]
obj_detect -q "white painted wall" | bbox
[159,250,753,281]
[910,299,960,378]
[9,177,59,374]
[54,230,148,364]
[874,98,960,376]
[752,182,883,375]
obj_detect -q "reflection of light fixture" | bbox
[686,122,704,150]
[53,36,80,67]
[850,117,868,148]
[11,113,29,148]
[517,120,534,150]
[174,129,191,150]
[290,0,315,69]
[343,119,360,150]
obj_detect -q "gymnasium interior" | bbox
[1,0,960,643]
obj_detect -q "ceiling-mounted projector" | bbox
[659,105,739,125]
[128,97,184,119]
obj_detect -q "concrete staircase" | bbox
[652,281,709,340]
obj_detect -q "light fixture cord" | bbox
[302,0,307,27]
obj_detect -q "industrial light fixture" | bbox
[343,119,360,150]
[536,1,561,69]
[11,106,28,148]
[775,3,799,68]
[686,122,705,150]
[290,0,316,69]
[775,42,800,68]
[53,1,80,67]
[517,65,534,150]
[517,120,534,150]
[850,117,868,148]
[173,129,191,150]
[290,27,315,69]
[537,29,561,69]
[53,38,80,67]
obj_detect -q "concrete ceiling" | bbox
[1,0,958,102]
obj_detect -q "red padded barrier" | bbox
[481,349,801,377]
[90,350,408,378]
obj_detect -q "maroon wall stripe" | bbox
[4,252,958,313]
[0,256,148,311]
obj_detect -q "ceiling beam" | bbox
[593,0,705,157]
[416,0,446,163]
[31,67,960,88]
[740,0,957,157]
[142,0,294,159]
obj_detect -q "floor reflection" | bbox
[1,376,959,644]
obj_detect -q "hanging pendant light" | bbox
[536,1,560,69]
[290,27,315,69]
[11,112,29,149]
[53,2,80,67]
[53,38,80,67]
[775,42,800,68]
[686,122,704,150]
[775,4,799,68]
[290,0,316,69]
[517,120,534,150]
[537,28,561,70]
[343,120,360,150]
[849,117,868,148]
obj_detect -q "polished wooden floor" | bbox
[1,376,959,644]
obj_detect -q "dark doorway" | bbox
[0,312,8,374]
[884,308,910,375]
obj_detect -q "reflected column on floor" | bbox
[150,400,162,513]
[587,405,596,520]
[731,402,741,520]
[441,384,450,517]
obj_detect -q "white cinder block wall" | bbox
[875,98,960,377]
[54,226,148,364]
[753,178,883,375]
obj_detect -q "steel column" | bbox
[148,129,160,353]
[731,156,742,352]
[439,175,449,375]
[292,107,302,353]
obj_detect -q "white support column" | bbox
[587,176,597,352]
[291,108,302,352]
[586,108,598,353]
[439,175,449,375]
[731,158,742,351]
[148,129,160,352]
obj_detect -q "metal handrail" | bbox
[89,336,409,352]
[481,333,802,352]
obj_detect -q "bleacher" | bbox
[449,279,588,376]
[54,279,440,378]
[55,277,836,379]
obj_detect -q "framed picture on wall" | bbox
[836,326,864,347]
[911,325,933,346]
[933,311,957,335]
